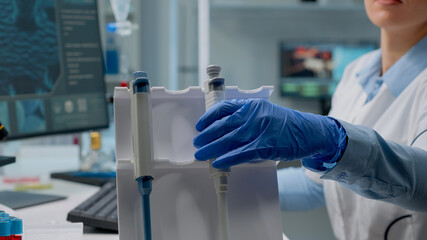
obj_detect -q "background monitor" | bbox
[280,42,376,98]
[0,0,109,140]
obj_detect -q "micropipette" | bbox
[130,71,155,240]
[204,65,231,240]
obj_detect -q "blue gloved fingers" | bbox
[194,115,234,148]
[193,105,250,148]
[211,141,266,168]
[195,99,247,132]
[194,125,252,161]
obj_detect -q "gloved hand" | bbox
[193,99,347,171]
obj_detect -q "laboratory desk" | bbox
[1,178,290,240]
[0,178,118,240]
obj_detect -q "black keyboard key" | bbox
[110,210,118,220]
[84,190,116,216]
[96,195,117,218]
[74,181,115,211]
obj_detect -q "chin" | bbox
[370,12,404,29]
[366,4,407,30]
[365,0,427,32]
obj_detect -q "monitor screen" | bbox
[0,0,109,140]
[280,42,376,98]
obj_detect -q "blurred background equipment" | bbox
[279,42,376,99]
[0,0,109,209]
[0,121,8,141]
[0,0,109,141]
[0,121,15,168]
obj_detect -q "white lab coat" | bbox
[309,51,427,240]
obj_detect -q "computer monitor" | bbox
[279,41,376,98]
[0,0,109,140]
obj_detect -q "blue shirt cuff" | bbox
[321,120,372,183]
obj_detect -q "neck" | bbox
[381,25,427,75]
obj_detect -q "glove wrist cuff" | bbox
[301,117,348,172]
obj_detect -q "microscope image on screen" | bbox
[280,42,375,98]
[0,0,109,139]
[0,0,60,96]
[282,46,333,79]
[16,99,47,134]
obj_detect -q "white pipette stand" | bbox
[114,85,283,240]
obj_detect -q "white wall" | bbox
[137,0,199,90]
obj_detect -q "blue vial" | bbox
[0,220,11,239]
[106,22,119,74]
[9,218,23,240]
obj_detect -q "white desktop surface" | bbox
[0,178,118,240]
[1,178,290,240]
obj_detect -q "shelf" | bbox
[211,1,365,12]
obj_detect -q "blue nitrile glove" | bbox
[193,99,347,171]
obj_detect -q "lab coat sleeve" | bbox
[277,167,326,211]
[320,121,427,212]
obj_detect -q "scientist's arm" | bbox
[320,121,427,212]
[277,167,326,211]
[193,98,427,212]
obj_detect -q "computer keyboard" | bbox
[67,181,118,231]
[51,171,115,186]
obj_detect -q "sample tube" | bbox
[9,218,22,240]
[0,220,11,240]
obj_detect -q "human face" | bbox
[364,0,427,32]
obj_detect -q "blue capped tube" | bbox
[0,220,11,239]
[9,218,23,237]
